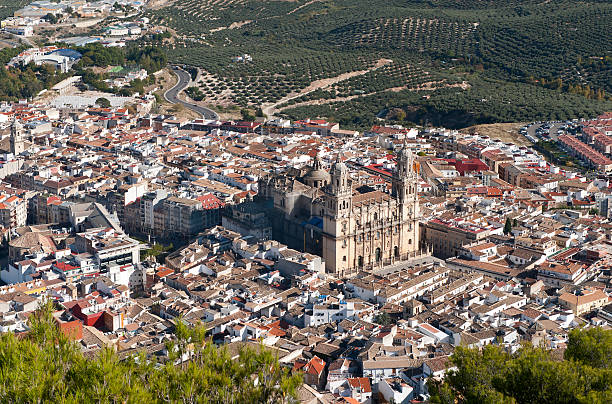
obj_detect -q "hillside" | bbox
[147,0,612,128]
[0,0,29,20]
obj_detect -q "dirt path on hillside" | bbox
[148,0,174,10]
[210,20,253,33]
[262,58,392,116]
[274,80,470,112]
[287,0,320,15]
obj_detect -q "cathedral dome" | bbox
[304,154,331,187]
[304,167,331,183]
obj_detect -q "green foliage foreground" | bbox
[0,303,302,403]
[429,327,612,404]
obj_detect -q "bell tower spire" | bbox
[10,117,24,155]
[393,141,416,203]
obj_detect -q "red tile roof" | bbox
[304,356,325,376]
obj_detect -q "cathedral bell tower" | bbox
[9,118,24,156]
[322,155,353,275]
[328,155,351,217]
[392,142,418,207]
[391,141,420,258]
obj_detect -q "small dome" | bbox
[305,154,331,184]
[304,167,331,183]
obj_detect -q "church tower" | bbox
[322,155,353,276]
[329,156,351,216]
[9,118,24,156]
[393,143,417,203]
[392,142,420,256]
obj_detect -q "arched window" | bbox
[394,246,399,257]
[358,256,363,267]
[375,248,382,263]
[374,212,378,221]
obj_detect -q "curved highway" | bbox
[164,67,219,120]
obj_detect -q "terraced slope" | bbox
[147,0,612,128]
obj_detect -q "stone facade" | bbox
[258,146,421,276]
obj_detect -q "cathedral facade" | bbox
[258,146,422,277]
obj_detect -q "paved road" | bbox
[164,67,219,120]
[526,122,564,142]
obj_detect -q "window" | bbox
[375,248,382,263]
[394,246,399,257]
[358,256,363,267]
[343,255,346,262]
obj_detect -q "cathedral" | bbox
[257,145,422,276]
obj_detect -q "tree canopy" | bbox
[503,217,512,235]
[429,327,612,404]
[95,97,111,108]
[0,302,302,403]
[0,43,167,102]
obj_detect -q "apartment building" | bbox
[559,288,609,316]
[154,196,204,239]
[74,227,140,272]
[0,194,26,229]
[422,218,492,259]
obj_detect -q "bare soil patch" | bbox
[460,123,532,146]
